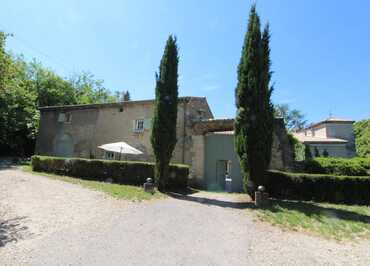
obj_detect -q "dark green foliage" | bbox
[354,157,370,171]
[323,149,329,157]
[304,157,369,176]
[288,133,305,161]
[123,90,131,101]
[234,6,274,195]
[314,147,320,157]
[0,31,118,156]
[353,119,370,158]
[266,170,370,205]
[304,145,312,161]
[151,35,179,190]
[31,155,189,189]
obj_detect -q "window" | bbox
[58,113,72,123]
[105,151,115,160]
[65,113,72,123]
[134,119,145,133]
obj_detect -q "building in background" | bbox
[293,117,356,158]
[36,97,294,191]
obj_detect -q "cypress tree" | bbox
[123,90,131,101]
[234,5,274,196]
[305,145,312,160]
[258,23,274,186]
[151,35,179,191]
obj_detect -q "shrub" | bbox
[304,157,368,176]
[353,157,370,170]
[266,170,370,204]
[31,155,189,189]
[353,119,370,158]
[288,133,305,161]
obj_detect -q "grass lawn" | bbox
[249,199,370,241]
[22,165,164,201]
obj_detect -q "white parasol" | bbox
[98,142,143,160]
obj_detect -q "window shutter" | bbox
[144,118,151,130]
[133,120,136,132]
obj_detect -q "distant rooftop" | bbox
[303,117,355,130]
[293,133,348,144]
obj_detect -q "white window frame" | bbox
[105,151,115,160]
[134,119,145,133]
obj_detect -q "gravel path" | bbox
[1,166,369,266]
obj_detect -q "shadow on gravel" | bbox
[0,216,30,247]
[167,191,254,209]
[168,190,370,224]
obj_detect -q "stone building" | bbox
[36,96,293,191]
[293,117,356,158]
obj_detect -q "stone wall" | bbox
[36,97,213,165]
[189,117,294,184]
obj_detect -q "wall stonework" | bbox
[36,97,213,165]
[190,135,205,186]
[36,97,293,191]
[189,117,294,183]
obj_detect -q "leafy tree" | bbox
[0,34,38,155]
[123,90,131,101]
[275,103,307,130]
[353,119,370,157]
[323,149,329,157]
[304,145,312,160]
[151,35,179,191]
[234,5,274,196]
[69,72,117,104]
[0,31,118,156]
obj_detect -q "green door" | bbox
[205,133,243,192]
[216,160,227,191]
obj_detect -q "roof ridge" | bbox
[39,96,207,111]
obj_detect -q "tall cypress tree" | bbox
[258,24,274,186]
[151,35,179,191]
[235,5,274,196]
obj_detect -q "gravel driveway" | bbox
[0,166,369,266]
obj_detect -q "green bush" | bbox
[266,170,370,204]
[287,133,305,161]
[304,157,368,176]
[31,155,189,189]
[353,157,370,170]
[353,119,370,158]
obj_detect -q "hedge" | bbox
[266,170,370,204]
[304,157,369,176]
[31,155,189,189]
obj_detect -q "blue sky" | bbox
[1,0,369,122]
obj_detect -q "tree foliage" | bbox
[0,32,117,156]
[305,145,313,161]
[275,103,307,130]
[354,119,370,158]
[234,6,274,195]
[150,35,179,191]
[123,90,131,101]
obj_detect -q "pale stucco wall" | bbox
[307,143,349,158]
[36,98,213,165]
[312,124,327,138]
